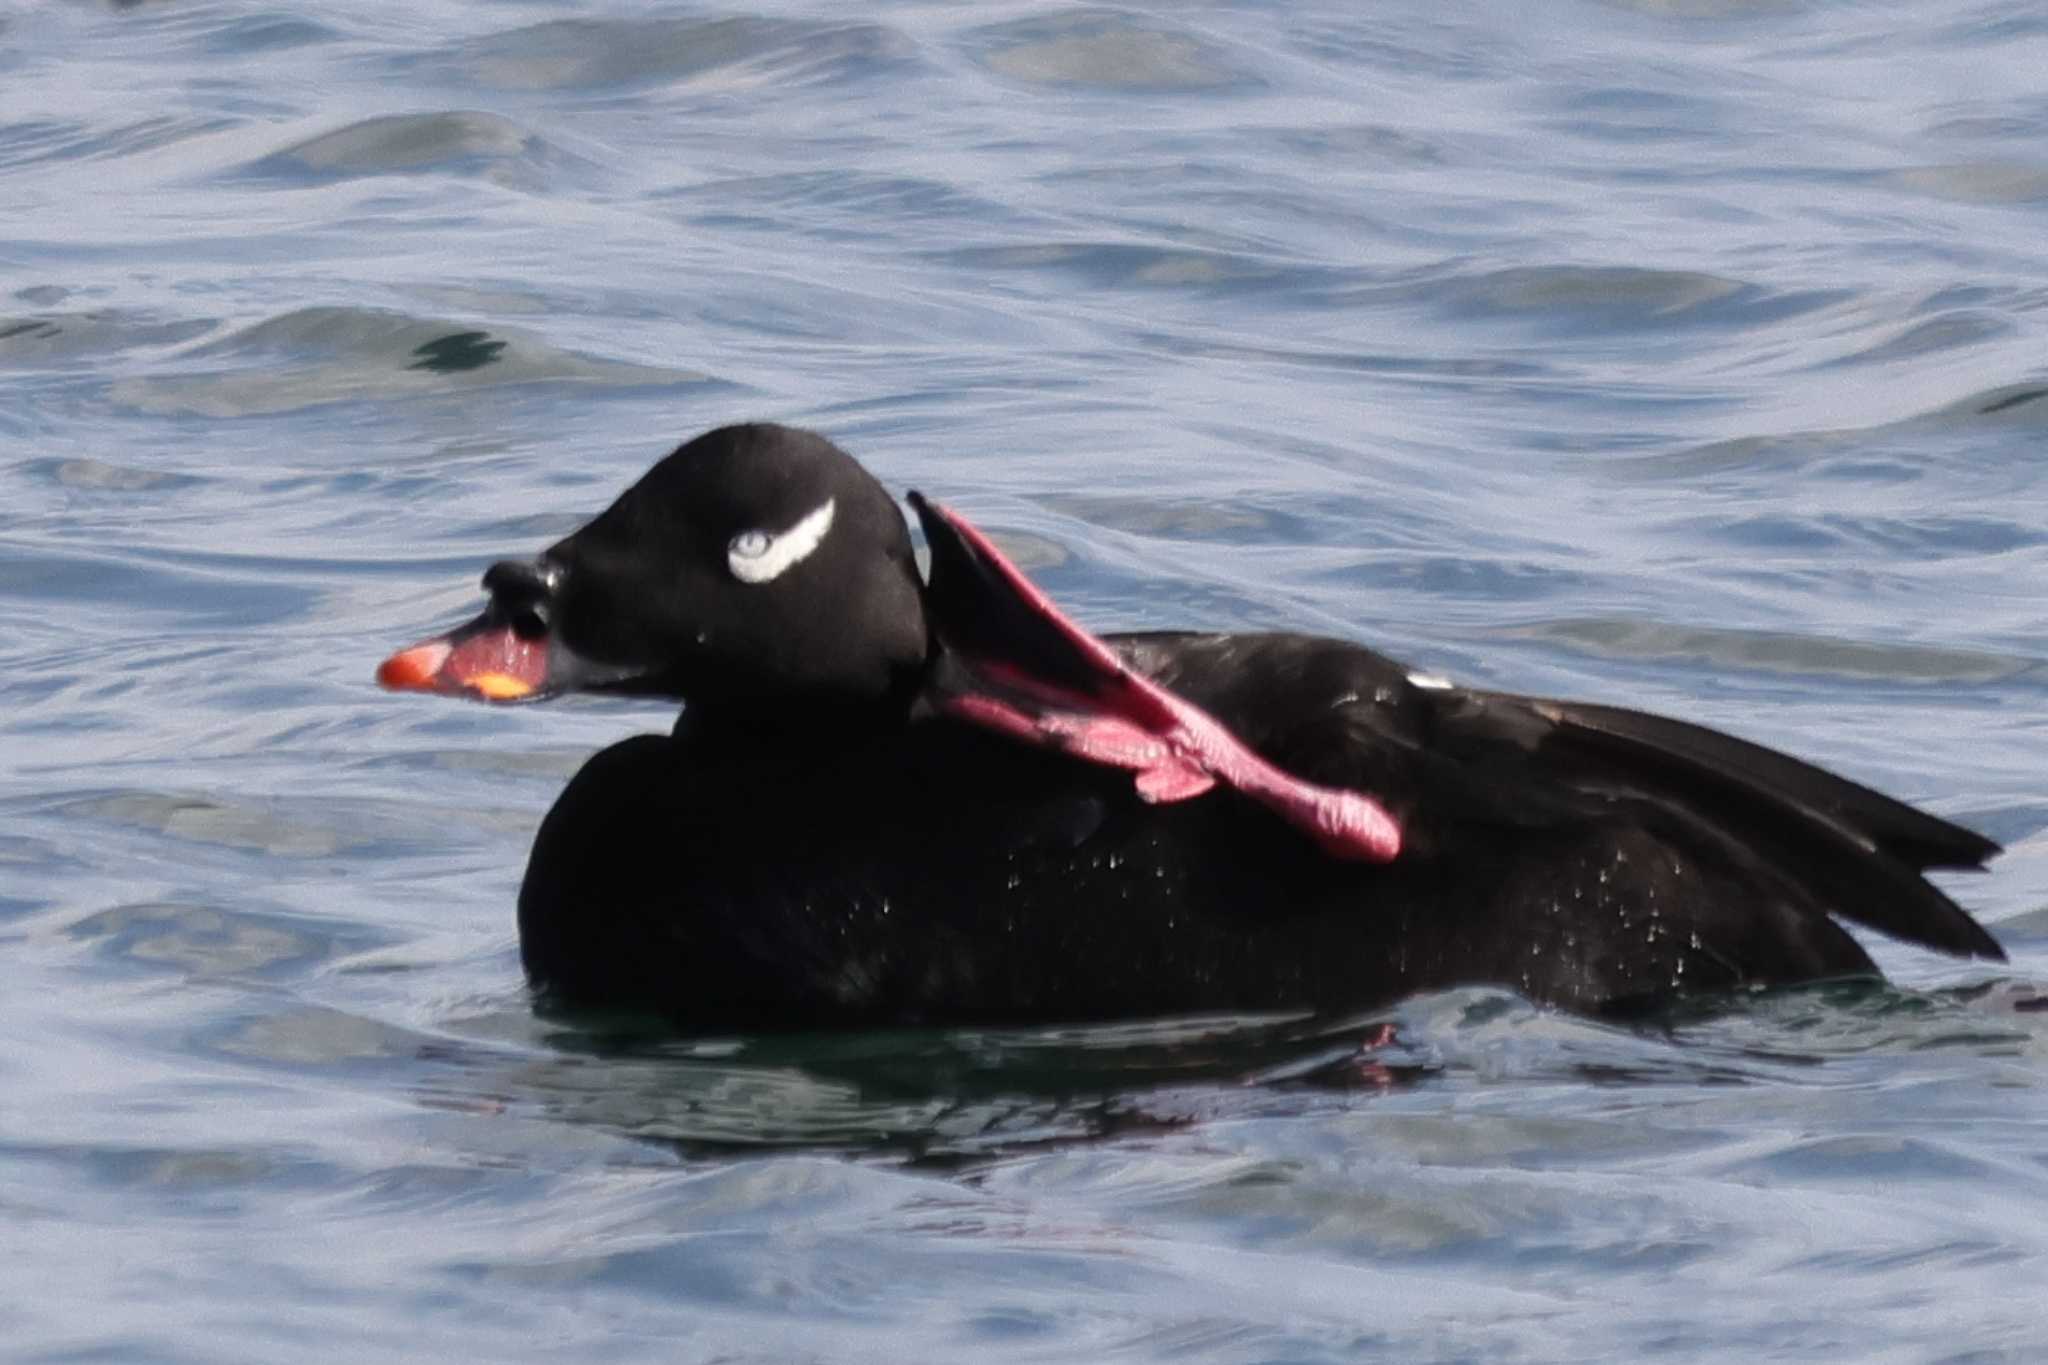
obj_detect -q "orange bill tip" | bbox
[377,640,453,692]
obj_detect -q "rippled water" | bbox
[7,1,2048,1359]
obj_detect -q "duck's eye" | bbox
[725,498,837,584]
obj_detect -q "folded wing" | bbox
[1434,690,2004,961]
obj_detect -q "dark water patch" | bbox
[55,785,364,859]
[1,1140,328,1205]
[0,114,238,171]
[112,306,714,418]
[656,170,1024,243]
[661,264,1058,348]
[449,15,916,93]
[1278,15,1521,80]
[185,10,342,55]
[1684,508,2044,559]
[967,10,1261,92]
[0,310,216,367]
[1924,112,2048,142]
[246,111,586,190]
[93,0,335,48]
[1602,431,1863,479]
[1790,1236,2025,1278]
[1841,379,2048,432]
[1319,554,1597,604]
[1542,83,1737,145]
[0,543,315,625]
[1989,903,2048,943]
[207,1004,444,1067]
[1888,161,2048,205]
[1609,379,2048,479]
[1806,511,2040,558]
[21,542,520,595]
[462,509,592,542]
[18,456,204,492]
[353,743,585,785]
[937,241,1343,297]
[1264,122,1451,168]
[1968,383,2048,417]
[1506,617,2041,685]
[0,833,73,920]
[458,987,2037,1170]
[1404,265,1843,336]
[1720,1133,2013,1185]
[487,1010,1425,1162]
[1820,310,2016,367]
[1917,281,2048,315]
[1667,980,2046,1061]
[1592,0,1804,14]
[68,901,373,981]
[1127,330,1552,381]
[1042,494,1292,544]
[1935,10,2048,45]
[1183,420,1522,495]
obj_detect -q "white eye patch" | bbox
[726,497,836,584]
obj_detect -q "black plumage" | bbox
[380,423,2003,1027]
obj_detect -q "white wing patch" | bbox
[727,497,836,584]
[1405,671,1455,690]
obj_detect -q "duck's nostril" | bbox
[508,603,550,640]
[482,560,558,638]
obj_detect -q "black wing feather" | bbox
[1457,692,2004,961]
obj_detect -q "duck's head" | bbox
[379,423,1400,861]
[379,424,928,714]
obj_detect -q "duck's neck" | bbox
[670,693,916,759]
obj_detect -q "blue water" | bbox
[6,1,2048,1358]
